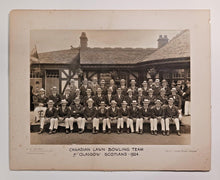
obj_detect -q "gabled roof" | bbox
[142,30,190,62]
[31,48,80,64]
[80,47,157,65]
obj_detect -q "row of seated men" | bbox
[34,95,182,136]
[34,78,191,116]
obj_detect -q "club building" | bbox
[30,30,190,95]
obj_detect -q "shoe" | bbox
[117,129,120,134]
[140,129,143,134]
[96,130,99,134]
[162,131,166,136]
[65,129,69,134]
[70,130,73,133]
[166,131,170,136]
[38,128,44,134]
[79,129,84,134]
[154,131,158,135]
[52,129,57,134]
[177,130,181,136]
[136,131,140,134]
[120,129,123,133]
[92,128,96,134]
[49,130,53,134]
[108,129,111,134]
[151,131,154,135]
[127,129,130,134]
[103,130,106,134]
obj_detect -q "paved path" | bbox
[31,132,190,145]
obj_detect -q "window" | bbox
[172,69,185,79]
[46,70,59,78]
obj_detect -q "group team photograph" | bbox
[30,30,191,144]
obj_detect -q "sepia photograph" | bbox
[9,10,211,171]
[30,29,191,145]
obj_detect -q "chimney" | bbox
[80,32,88,49]
[157,35,169,48]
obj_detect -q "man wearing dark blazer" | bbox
[164,98,181,136]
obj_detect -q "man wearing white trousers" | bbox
[96,101,109,133]
[164,98,181,136]
[139,99,152,134]
[57,99,71,134]
[151,100,165,136]
[43,100,58,134]
[68,97,85,134]
[107,100,120,133]
[129,100,142,134]
[84,98,99,134]
[34,102,47,134]
[183,81,191,116]
[119,101,134,133]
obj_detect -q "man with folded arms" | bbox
[68,97,85,134]
[57,99,71,134]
